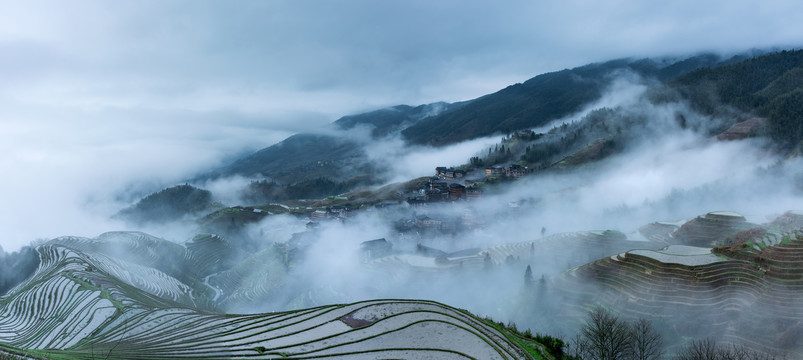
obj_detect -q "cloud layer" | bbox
[1,0,802,250]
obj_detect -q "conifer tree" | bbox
[524,265,534,286]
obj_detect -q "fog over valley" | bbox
[2,2,803,359]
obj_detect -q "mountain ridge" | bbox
[205,52,747,185]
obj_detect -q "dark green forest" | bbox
[668,50,803,150]
[242,175,373,204]
[401,54,736,146]
[0,247,39,296]
[117,184,213,224]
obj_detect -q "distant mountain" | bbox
[125,50,788,221]
[10,49,803,360]
[401,53,744,146]
[666,49,803,151]
[334,101,463,137]
[198,54,740,189]
[206,102,463,186]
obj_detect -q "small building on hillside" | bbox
[330,206,351,218]
[449,183,466,200]
[435,167,448,177]
[425,189,449,202]
[464,179,482,187]
[485,167,504,177]
[404,196,428,207]
[416,215,443,229]
[436,167,467,179]
[360,238,393,263]
[310,210,329,220]
[505,164,527,178]
[429,179,449,192]
[466,188,483,201]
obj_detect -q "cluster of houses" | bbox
[435,167,467,179]
[305,203,371,231]
[404,164,529,206]
[404,177,483,205]
[309,205,352,221]
[394,208,482,235]
[484,164,527,179]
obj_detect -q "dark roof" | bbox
[360,238,391,248]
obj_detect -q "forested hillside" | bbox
[401,54,739,146]
[116,184,213,224]
[206,103,459,186]
[667,49,803,150]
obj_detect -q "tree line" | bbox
[503,305,785,360]
[566,307,782,360]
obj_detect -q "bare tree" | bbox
[629,318,663,360]
[675,338,725,360]
[581,306,632,360]
[675,338,780,360]
[570,332,592,360]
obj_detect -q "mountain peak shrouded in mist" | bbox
[334,102,462,137]
[188,52,754,197]
[199,101,462,186]
[111,49,803,236]
[399,53,746,146]
[3,48,803,359]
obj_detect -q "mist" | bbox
[196,73,803,352]
[3,0,802,254]
[0,105,296,251]
[367,134,502,184]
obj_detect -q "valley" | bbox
[2,49,803,359]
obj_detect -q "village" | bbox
[404,164,528,205]
[284,162,534,263]
[299,162,532,227]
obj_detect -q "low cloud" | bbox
[2,1,801,252]
[0,103,295,251]
[365,135,501,184]
[217,73,803,342]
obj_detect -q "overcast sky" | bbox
[1,0,802,251]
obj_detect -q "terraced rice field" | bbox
[670,211,758,247]
[553,229,803,356]
[628,245,727,266]
[0,240,535,359]
[369,231,661,276]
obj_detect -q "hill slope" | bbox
[528,211,803,356]
[0,236,535,359]
[204,53,742,185]
[208,102,463,185]
[667,49,803,150]
[401,54,739,146]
